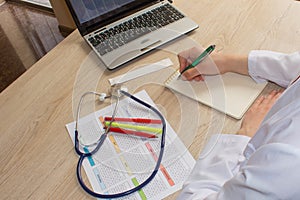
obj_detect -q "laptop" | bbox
[65,0,199,69]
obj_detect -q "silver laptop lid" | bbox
[65,0,162,36]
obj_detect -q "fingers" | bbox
[181,68,204,81]
[178,48,219,81]
[177,54,188,72]
[251,95,265,109]
[253,90,282,110]
[262,90,282,104]
[238,90,283,138]
[194,76,204,81]
[177,47,204,77]
[178,47,200,71]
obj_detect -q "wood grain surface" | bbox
[1,0,300,199]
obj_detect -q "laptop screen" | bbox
[66,0,157,35]
[69,0,135,24]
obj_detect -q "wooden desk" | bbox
[1,0,300,199]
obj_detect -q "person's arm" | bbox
[236,90,282,137]
[178,48,300,87]
[210,53,249,76]
[177,47,249,81]
[178,141,300,200]
[178,90,282,199]
[177,134,251,200]
[248,50,300,87]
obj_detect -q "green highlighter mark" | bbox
[132,178,147,200]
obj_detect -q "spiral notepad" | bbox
[165,71,267,119]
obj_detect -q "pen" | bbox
[105,127,157,138]
[104,121,162,134]
[178,44,216,79]
[104,117,162,124]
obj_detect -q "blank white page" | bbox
[165,71,267,119]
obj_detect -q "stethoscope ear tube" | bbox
[74,90,166,198]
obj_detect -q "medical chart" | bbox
[66,90,195,200]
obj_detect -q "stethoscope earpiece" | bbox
[98,86,128,102]
[75,86,165,199]
[98,93,107,102]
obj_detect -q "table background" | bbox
[1,0,300,199]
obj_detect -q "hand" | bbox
[177,46,249,81]
[177,46,225,81]
[237,90,282,138]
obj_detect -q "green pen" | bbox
[178,44,216,79]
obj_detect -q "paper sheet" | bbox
[165,71,267,119]
[108,58,173,86]
[66,90,195,200]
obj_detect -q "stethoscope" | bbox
[74,87,166,199]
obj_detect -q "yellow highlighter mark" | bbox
[108,135,121,153]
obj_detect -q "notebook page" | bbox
[165,71,267,119]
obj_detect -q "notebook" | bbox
[65,0,199,69]
[165,71,268,119]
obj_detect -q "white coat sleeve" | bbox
[178,135,300,200]
[248,50,300,87]
[177,134,250,200]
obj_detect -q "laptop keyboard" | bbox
[88,4,184,56]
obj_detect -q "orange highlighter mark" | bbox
[145,142,174,186]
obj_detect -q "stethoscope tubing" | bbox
[74,90,166,198]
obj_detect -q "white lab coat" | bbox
[177,50,300,200]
